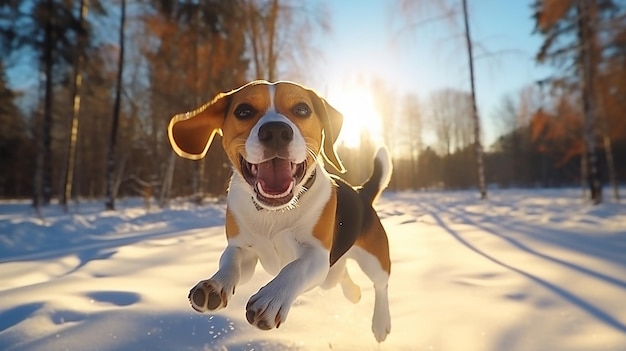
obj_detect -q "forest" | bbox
[0,0,625,208]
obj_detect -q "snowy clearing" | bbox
[0,189,625,351]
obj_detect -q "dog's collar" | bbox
[252,169,317,211]
[302,169,317,192]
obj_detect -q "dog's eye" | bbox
[234,103,256,119]
[292,102,311,118]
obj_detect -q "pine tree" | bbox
[534,0,625,204]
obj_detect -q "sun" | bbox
[327,86,384,149]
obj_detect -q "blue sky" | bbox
[310,0,555,146]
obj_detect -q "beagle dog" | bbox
[167,80,392,342]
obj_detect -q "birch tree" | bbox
[396,0,487,199]
[61,0,89,210]
[461,0,486,199]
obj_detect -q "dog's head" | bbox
[168,80,345,210]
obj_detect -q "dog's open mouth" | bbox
[241,156,307,208]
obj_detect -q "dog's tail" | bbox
[359,147,393,205]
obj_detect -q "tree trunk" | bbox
[581,146,588,199]
[42,0,55,206]
[192,7,204,204]
[603,134,619,201]
[596,79,619,202]
[577,0,602,204]
[246,0,264,79]
[33,109,44,212]
[105,0,125,210]
[461,0,487,200]
[159,153,176,208]
[267,0,279,81]
[596,91,619,201]
[33,0,55,210]
[62,0,88,211]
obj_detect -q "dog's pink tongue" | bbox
[257,158,293,194]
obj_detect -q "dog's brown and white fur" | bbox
[167,80,392,342]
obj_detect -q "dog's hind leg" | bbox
[320,257,344,289]
[321,257,361,303]
[351,247,391,343]
[339,264,361,303]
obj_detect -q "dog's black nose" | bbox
[258,121,293,149]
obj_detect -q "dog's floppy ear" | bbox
[167,92,231,160]
[308,90,346,173]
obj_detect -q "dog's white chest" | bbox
[227,201,326,276]
[226,164,332,276]
[246,228,299,275]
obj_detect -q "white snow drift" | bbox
[0,189,625,350]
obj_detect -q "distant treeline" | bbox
[335,129,626,192]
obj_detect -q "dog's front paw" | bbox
[188,280,232,312]
[245,285,293,330]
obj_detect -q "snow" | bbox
[1,189,625,351]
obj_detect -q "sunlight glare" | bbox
[329,86,384,149]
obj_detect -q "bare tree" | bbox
[430,92,454,156]
[105,0,125,210]
[461,0,486,199]
[34,0,56,210]
[429,89,473,155]
[400,93,422,184]
[242,0,330,81]
[395,0,487,198]
[492,88,541,187]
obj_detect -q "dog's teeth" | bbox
[251,164,258,176]
[256,181,294,199]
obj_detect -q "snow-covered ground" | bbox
[0,189,625,351]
